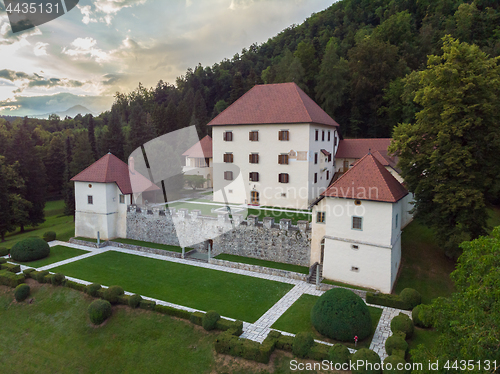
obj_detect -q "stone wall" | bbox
[208,258,308,281]
[126,206,312,267]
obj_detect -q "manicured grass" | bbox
[321,279,376,292]
[247,208,312,224]
[407,327,440,354]
[215,254,309,274]
[111,238,186,253]
[271,294,383,349]
[51,251,293,323]
[394,220,456,304]
[13,245,88,268]
[1,200,75,250]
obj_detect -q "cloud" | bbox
[0,69,87,93]
[62,37,111,63]
[102,73,128,86]
[0,80,16,87]
[77,0,148,25]
[0,14,41,45]
[34,42,49,56]
[0,69,30,81]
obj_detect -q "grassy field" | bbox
[271,294,383,349]
[215,254,310,274]
[247,208,312,224]
[51,251,293,323]
[112,238,187,253]
[407,327,439,354]
[0,200,74,250]
[13,245,88,268]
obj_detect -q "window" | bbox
[223,153,233,163]
[316,212,325,224]
[328,131,331,141]
[355,200,362,206]
[278,154,289,165]
[278,130,290,141]
[352,216,363,230]
[315,130,319,141]
[249,131,259,141]
[334,136,337,147]
[278,173,289,183]
[249,153,259,164]
[314,153,318,164]
[223,131,233,141]
[119,195,125,204]
[224,171,233,180]
[314,173,318,183]
[351,266,360,272]
[328,154,332,162]
[395,214,399,228]
[251,191,259,204]
[326,170,330,180]
[352,245,359,250]
[249,172,259,182]
[322,130,325,141]
[195,158,207,168]
[87,195,93,205]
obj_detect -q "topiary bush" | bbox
[390,313,414,339]
[104,285,124,304]
[292,332,315,358]
[0,247,9,256]
[14,284,30,302]
[88,299,112,325]
[385,333,408,356]
[202,310,220,331]
[311,288,372,342]
[328,344,351,365]
[51,273,65,286]
[383,355,409,374]
[351,348,382,374]
[412,304,432,328]
[35,270,49,283]
[86,283,102,297]
[399,288,421,309]
[42,231,56,242]
[128,294,142,308]
[11,238,50,262]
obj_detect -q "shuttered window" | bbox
[278,173,289,183]
[278,154,289,165]
[223,153,233,163]
[249,172,259,182]
[224,171,234,180]
[249,131,259,141]
[249,153,259,164]
[314,173,318,183]
[223,131,233,141]
[278,130,290,141]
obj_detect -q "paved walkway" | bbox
[7,240,410,360]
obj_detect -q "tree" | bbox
[63,136,75,217]
[86,114,98,159]
[390,37,500,258]
[0,156,12,241]
[44,136,66,198]
[107,107,125,160]
[127,101,153,155]
[184,175,207,190]
[69,132,95,178]
[410,227,500,373]
[229,72,246,104]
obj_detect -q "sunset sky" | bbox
[0,0,334,116]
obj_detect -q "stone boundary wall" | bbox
[317,282,368,299]
[208,258,308,281]
[107,241,197,259]
[126,206,312,267]
[69,238,108,248]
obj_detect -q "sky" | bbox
[0,0,335,117]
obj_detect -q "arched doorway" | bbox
[320,238,325,265]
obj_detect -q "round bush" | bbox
[86,283,102,297]
[42,231,57,242]
[385,334,408,356]
[11,238,50,262]
[104,285,124,304]
[412,305,432,328]
[14,284,30,302]
[311,288,372,342]
[128,294,142,308]
[202,310,221,331]
[51,273,65,286]
[399,288,421,309]
[292,332,315,358]
[390,313,414,339]
[0,247,9,256]
[328,344,351,365]
[351,348,381,374]
[88,299,112,325]
[36,270,49,283]
[383,355,408,374]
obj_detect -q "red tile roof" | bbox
[321,149,331,157]
[182,135,212,158]
[322,153,408,203]
[336,138,392,159]
[207,82,339,127]
[372,150,400,173]
[71,153,159,194]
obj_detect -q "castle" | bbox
[71,83,413,293]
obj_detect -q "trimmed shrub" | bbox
[88,299,112,325]
[128,294,142,308]
[190,311,204,326]
[36,270,50,283]
[391,313,414,339]
[383,355,409,374]
[0,270,25,287]
[51,273,65,286]
[399,288,421,309]
[86,283,102,297]
[385,334,408,356]
[391,349,406,360]
[14,284,30,302]
[276,335,294,352]
[1,263,21,273]
[11,238,50,262]
[22,268,36,278]
[307,343,330,361]
[139,299,156,310]
[104,285,124,304]
[64,280,86,292]
[214,331,275,364]
[311,288,372,342]
[292,332,315,358]
[154,304,193,319]
[0,258,6,264]
[117,294,130,305]
[412,305,432,328]
[0,247,9,256]
[328,344,351,365]
[351,348,382,374]
[366,292,410,310]
[42,231,56,242]
[202,310,220,331]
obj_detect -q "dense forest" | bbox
[0,0,499,238]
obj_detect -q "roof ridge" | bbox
[291,83,314,123]
[104,153,111,182]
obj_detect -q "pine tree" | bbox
[229,72,246,104]
[44,136,66,198]
[164,101,178,134]
[69,132,95,177]
[87,114,98,159]
[63,136,75,217]
[107,107,125,160]
[0,156,12,241]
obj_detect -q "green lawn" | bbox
[51,251,293,323]
[215,254,309,274]
[407,327,440,354]
[394,220,456,304]
[111,238,187,253]
[247,208,312,224]
[321,279,376,292]
[1,200,75,250]
[271,294,383,349]
[13,245,88,268]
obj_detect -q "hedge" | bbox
[399,288,421,309]
[35,270,50,283]
[307,342,330,361]
[129,294,142,309]
[203,310,220,331]
[412,304,432,328]
[385,334,408,356]
[88,299,112,325]
[22,268,36,278]
[139,299,156,310]
[0,258,6,264]
[383,355,409,374]
[64,280,86,292]
[14,284,30,302]
[51,273,65,286]
[104,285,124,304]
[275,334,294,352]
[86,283,102,297]
[328,344,351,365]
[0,263,21,273]
[366,292,411,310]
[292,332,315,358]
[190,311,204,326]
[0,247,9,256]
[10,237,50,262]
[154,304,192,320]
[390,313,414,339]
[217,319,243,335]
[117,294,130,305]
[0,270,25,288]
[351,348,382,374]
